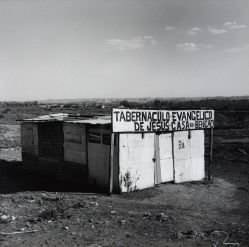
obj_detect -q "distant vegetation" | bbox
[0,96,249,130]
[1,96,249,160]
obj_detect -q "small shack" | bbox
[21,109,214,193]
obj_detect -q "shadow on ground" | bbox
[0,159,97,194]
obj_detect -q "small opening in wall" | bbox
[188,130,191,139]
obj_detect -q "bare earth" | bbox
[0,124,248,246]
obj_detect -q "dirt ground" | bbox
[0,124,248,246]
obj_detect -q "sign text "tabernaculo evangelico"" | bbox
[112,109,214,133]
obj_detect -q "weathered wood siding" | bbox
[21,123,38,156]
[38,123,64,161]
[63,123,86,164]
[87,126,112,191]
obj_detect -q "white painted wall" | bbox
[119,133,155,192]
[173,130,205,183]
[119,130,205,191]
[159,133,174,183]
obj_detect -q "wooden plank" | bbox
[112,134,120,193]
[64,149,86,164]
[159,133,174,183]
[21,123,35,154]
[154,134,161,184]
[33,124,39,155]
[109,133,115,194]
[88,135,111,191]
[171,132,175,182]
[64,124,85,143]
[64,142,85,152]
[208,128,214,181]
[63,124,87,163]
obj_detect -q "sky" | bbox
[0,0,249,101]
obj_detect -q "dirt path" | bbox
[0,163,248,246]
[0,124,248,246]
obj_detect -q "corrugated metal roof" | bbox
[23,113,69,122]
[66,116,111,125]
[22,113,111,125]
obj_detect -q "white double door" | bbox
[119,133,174,192]
[119,130,205,192]
[173,130,205,183]
[158,130,205,184]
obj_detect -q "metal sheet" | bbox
[66,116,111,125]
[88,128,111,191]
[64,124,86,144]
[24,113,69,122]
[119,133,155,192]
[21,123,38,155]
[174,130,205,183]
[38,123,64,160]
[63,124,87,164]
[33,124,39,155]
[21,124,33,153]
[159,133,174,183]
[64,148,86,164]
[154,134,161,184]
[64,124,84,143]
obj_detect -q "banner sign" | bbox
[112,108,214,133]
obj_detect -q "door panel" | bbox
[174,130,205,183]
[159,133,174,183]
[21,124,34,153]
[119,133,155,192]
[38,123,64,160]
[88,128,111,191]
[88,142,110,189]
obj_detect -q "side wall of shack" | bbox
[63,123,87,165]
[22,121,209,192]
[22,121,64,175]
[22,121,116,187]
[37,122,64,162]
[21,122,39,158]
[87,124,120,192]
